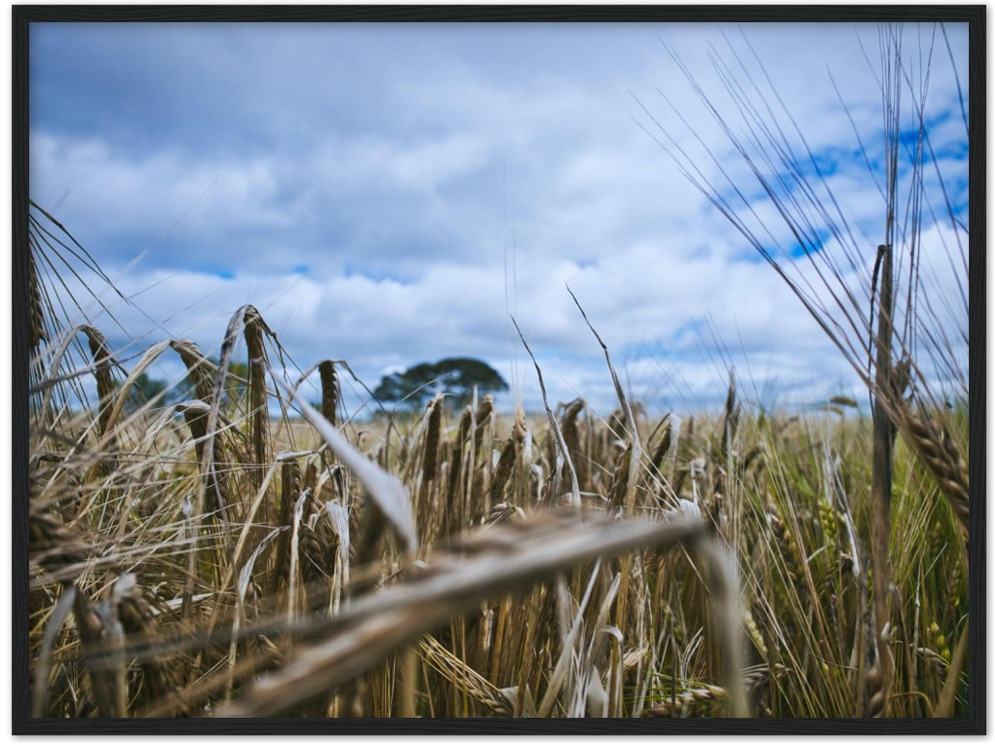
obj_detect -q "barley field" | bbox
[23,21,972,723]
[26,210,969,720]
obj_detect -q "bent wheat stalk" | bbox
[214,510,745,718]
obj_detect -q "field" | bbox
[26,232,969,718]
[23,21,971,722]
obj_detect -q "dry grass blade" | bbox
[202,304,261,505]
[228,526,286,693]
[104,340,176,431]
[279,379,418,554]
[214,510,736,718]
[510,316,580,506]
[701,540,749,717]
[325,501,352,600]
[179,305,261,615]
[537,560,603,717]
[287,488,312,617]
[31,584,77,717]
[563,286,648,668]
[566,285,643,517]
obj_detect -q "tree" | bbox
[374,357,508,411]
[116,372,168,412]
[133,372,168,403]
[115,371,190,412]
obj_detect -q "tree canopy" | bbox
[373,357,508,411]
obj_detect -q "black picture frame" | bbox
[12,4,985,735]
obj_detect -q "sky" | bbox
[28,20,970,417]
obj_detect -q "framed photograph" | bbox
[13,4,984,734]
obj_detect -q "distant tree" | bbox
[133,372,168,403]
[164,374,196,406]
[113,371,169,413]
[112,372,189,413]
[374,357,508,411]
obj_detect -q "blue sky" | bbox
[29,21,969,416]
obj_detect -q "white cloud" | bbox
[31,133,299,263]
[29,21,970,416]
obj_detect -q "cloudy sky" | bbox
[29,20,969,417]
